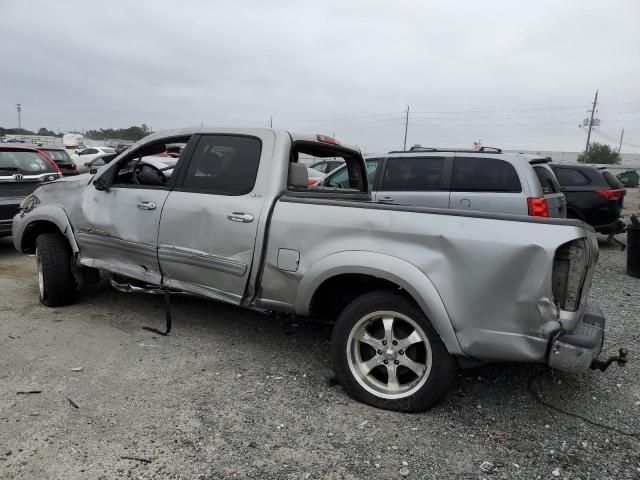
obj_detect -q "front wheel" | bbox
[331,290,456,412]
[35,233,77,307]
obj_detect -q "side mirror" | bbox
[93,178,108,191]
[89,167,98,175]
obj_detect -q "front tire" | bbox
[331,290,456,412]
[35,233,77,307]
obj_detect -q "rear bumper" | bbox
[548,302,605,373]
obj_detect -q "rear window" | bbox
[381,157,445,191]
[326,159,380,189]
[554,167,590,187]
[41,149,71,163]
[452,157,521,192]
[602,170,624,189]
[0,150,56,174]
[533,165,560,194]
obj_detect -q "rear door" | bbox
[157,132,272,305]
[532,164,566,217]
[373,155,449,208]
[449,156,524,214]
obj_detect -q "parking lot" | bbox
[1,217,639,479]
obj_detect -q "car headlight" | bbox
[20,194,40,215]
[552,238,589,312]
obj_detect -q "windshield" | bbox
[0,150,56,174]
[41,149,71,163]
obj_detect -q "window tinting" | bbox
[533,166,560,194]
[41,150,71,163]
[182,135,261,195]
[381,157,444,191]
[452,157,521,192]
[602,170,623,189]
[554,168,590,187]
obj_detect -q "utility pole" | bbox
[403,105,410,151]
[583,90,598,156]
[269,116,273,128]
[618,128,624,154]
[16,103,22,131]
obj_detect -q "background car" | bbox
[320,147,566,217]
[75,146,117,164]
[77,152,118,174]
[550,163,626,234]
[306,167,325,186]
[0,145,61,237]
[38,147,78,176]
[309,158,344,174]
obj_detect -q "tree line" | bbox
[0,124,152,142]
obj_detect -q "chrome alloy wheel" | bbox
[36,248,45,300]
[346,310,432,399]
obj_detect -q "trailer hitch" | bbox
[590,348,629,372]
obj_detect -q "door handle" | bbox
[227,212,254,223]
[379,196,394,203]
[137,201,156,210]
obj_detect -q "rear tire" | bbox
[35,233,77,307]
[331,290,456,412]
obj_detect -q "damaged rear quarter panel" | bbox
[261,199,588,362]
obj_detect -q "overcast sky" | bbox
[1,0,639,153]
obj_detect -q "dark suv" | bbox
[38,147,78,176]
[550,164,626,234]
[0,145,62,237]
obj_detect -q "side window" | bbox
[181,135,261,195]
[554,168,590,187]
[602,170,623,189]
[381,157,444,191]
[533,166,560,194]
[326,159,379,189]
[452,157,521,192]
[109,137,190,188]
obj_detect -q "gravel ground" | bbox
[0,233,639,479]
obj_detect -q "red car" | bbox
[0,144,62,237]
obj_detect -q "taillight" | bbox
[594,189,625,200]
[552,239,589,311]
[316,134,340,145]
[527,197,549,217]
[308,179,318,185]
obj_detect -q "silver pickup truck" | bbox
[13,127,613,412]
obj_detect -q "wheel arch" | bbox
[16,206,79,255]
[296,251,464,356]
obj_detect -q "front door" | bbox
[157,133,271,304]
[75,137,193,285]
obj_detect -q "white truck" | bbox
[62,133,84,150]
